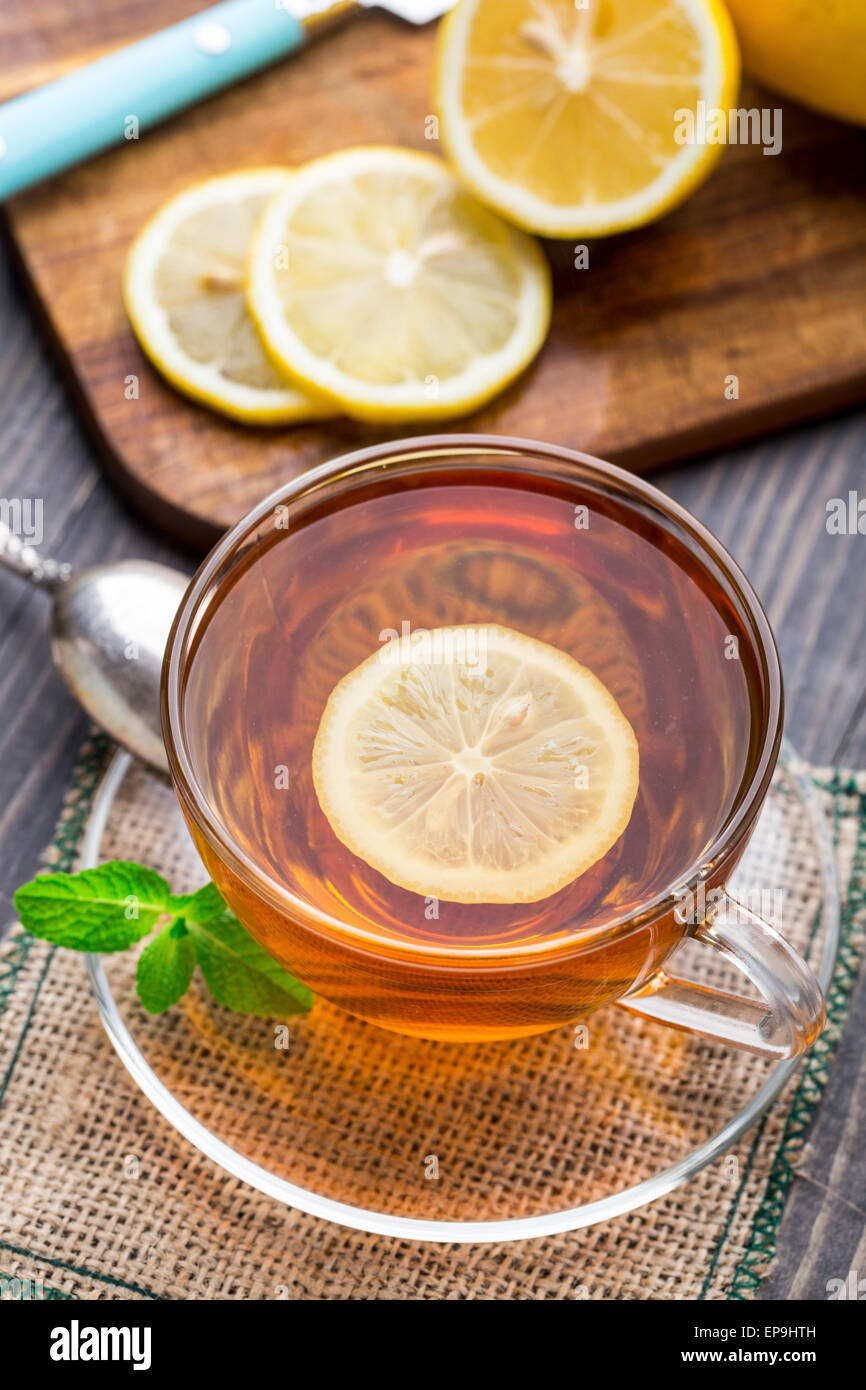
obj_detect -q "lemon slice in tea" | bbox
[312,624,639,904]
[124,169,334,424]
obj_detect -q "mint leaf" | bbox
[14,861,316,1022]
[136,920,196,1014]
[166,881,225,924]
[14,861,170,952]
[188,909,313,1019]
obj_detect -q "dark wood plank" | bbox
[657,410,866,768]
[1,3,865,543]
[758,959,866,1300]
[0,237,190,933]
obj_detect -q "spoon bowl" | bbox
[51,561,190,772]
[0,520,190,771]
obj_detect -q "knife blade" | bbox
[0,0,454,201]
[353,1,452,20]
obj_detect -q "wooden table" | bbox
[0,227,863,1300]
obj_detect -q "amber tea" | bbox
[174,455,766,1039]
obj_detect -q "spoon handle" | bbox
[0,519,72,589]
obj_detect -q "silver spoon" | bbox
[0,521,189,772]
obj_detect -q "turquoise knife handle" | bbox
[0,1,307,199]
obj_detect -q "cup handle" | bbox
[617,891,827,1059]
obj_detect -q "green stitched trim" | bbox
[726,771,866,1298]
[698,899,826,1299]
[699,770,846,1298]
[0,733,112,1093]
[0,737,164,1303]
[0,948,56,1110]
[0,934,31,1039]
[0,1240,162,1301]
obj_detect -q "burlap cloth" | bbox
[0,734,863,1301]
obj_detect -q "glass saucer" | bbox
[83,739,839,1243]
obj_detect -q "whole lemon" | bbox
[725,0,866,125]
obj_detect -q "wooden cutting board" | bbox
[4,2,866,549]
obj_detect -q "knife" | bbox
[0,1,451,201]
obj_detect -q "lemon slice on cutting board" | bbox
[246,146,552,422]
[435,0,740,237]
[124,169,334,424]
[312,624,639,904]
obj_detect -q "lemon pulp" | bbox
[246,146,552,422]
[312,624,639,904]
[435,0,740,236]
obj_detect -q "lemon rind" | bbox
[123,168,337,424]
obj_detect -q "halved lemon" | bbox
[124,169,334,424]
[312,624,639,904]
[435,0,741,237]
[725,0,866,126]
[246,147,552,422]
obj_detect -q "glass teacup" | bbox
[162,436,826,1057]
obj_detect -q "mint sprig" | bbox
[14,860,313,1021]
